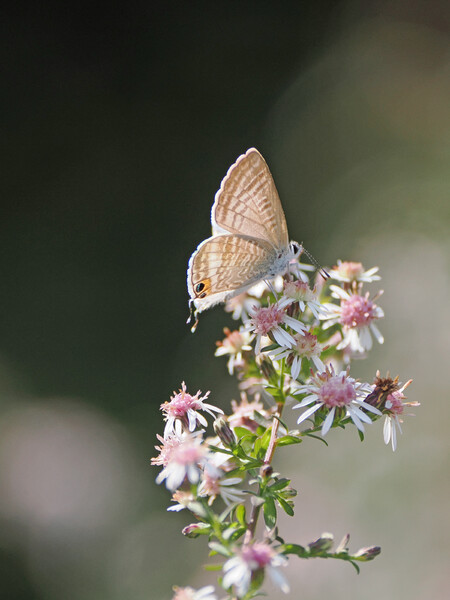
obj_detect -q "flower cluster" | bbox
[152,258,417,599]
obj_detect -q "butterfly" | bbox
[187,148,306,329]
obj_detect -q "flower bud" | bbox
[260,464,273,479]
[213,417,236,448]
[354,545,381,561]
[258,356,278,385]
[182,522,211,538]
[307,532,334,554]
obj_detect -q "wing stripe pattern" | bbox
[212,149,289,248]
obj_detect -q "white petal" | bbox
[283,315,307,334]
[391,421,397,451]
[291,356,301,380]
[273,327,295,348]
[292,394,319,408]
[312,355,325,371]
[268,566,290,594]
[358,400,382,415]
[348,409,365,432]
[383,416,391,444]
[350,406,373,424]
[370,322,384,344]
[359,326,373,351]
[321,406,336,435]
[296,402,322,424]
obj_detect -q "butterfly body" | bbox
[187,148,301,317]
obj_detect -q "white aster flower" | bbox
[245,302,307,354]
[329,260,381,283]
[161,381,223,438]
[225,292,260,321]
[215,327,253,374]
[382,380,417,451]
[172,584,218,600]
[154,431,214,491]
[278,280,327,318]
[320,285,384,353]
[223,542,289,597]
[293,366,380,436]
[270,331,325,380]
[198,468,246,505]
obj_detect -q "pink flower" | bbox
[154,431,214,491]
[320,286,384,353]
[270,331,325,379]
[246,302,307,354]
[198,469,245,506]
[161,382,223,438]
[278,280,326,318]
[223,542,289,597]
[172,585,217,600]
[215,327,253,374]
[383,379,417,451]
[329,260,381,284]
[228,394,266,432]
[293,366,380,435]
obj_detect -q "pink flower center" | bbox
[340,294,376,328]
[173,442,205,465]
[242,543,274,568]
[294,331,319,356]
[251,305,284,335]
[201,471,221,496]
[284,280,315,301]
[318,376,356,408]
[337,261,364,278]
[167,392,197,417]
[385,392,404,415]
[172,588,195,600]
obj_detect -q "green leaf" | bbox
[235,503,246,526]
[254,436,262,457]
[204,564,223,571]
[281,543,308,557]
[349,560,361,574]
[260,343,279,352]
[301,432,329,446]
[233,427,257,442]
[267,478,290,491]
[277,496,294,516]
[276,435,302,447]
[259,427,273,454]
[263,496,277,529]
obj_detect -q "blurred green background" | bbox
[0,2,449,599]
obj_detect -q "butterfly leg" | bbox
[186,299,200,333]
[264,279,279,300]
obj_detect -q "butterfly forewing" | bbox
[212,148,289,248]
[188,234,278,309]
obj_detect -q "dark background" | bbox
[0,2,449,600]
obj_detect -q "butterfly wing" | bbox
[212,148,289,248]
[187,234,279,311]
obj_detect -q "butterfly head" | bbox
[289,241,303,259]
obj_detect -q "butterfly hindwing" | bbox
[188,234,277,311]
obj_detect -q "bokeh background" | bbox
[1,2,449,599]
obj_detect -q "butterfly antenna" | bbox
[302,247,330,280]
[187,299,199,333]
